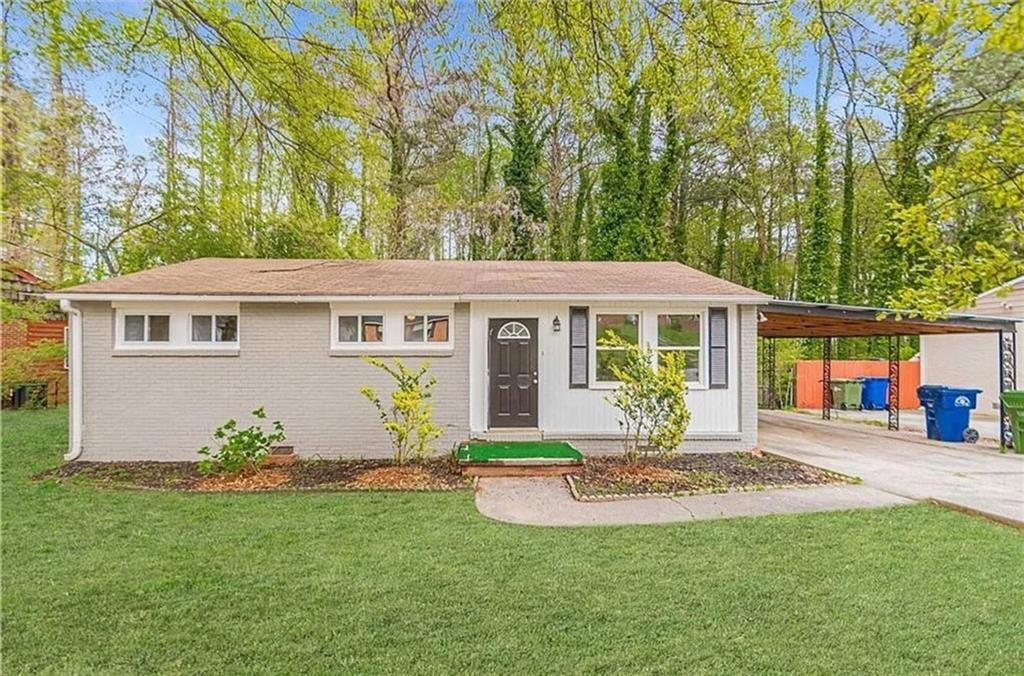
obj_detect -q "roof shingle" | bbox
[55,258,766,299]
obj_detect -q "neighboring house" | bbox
[919,276,1024,414]
[2,261,68,408]
[48,258,769,461]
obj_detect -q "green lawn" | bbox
[3,408,1023,674]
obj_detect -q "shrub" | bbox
[360,357,444,465]
[197,407,286,475]
[600,333,692,463]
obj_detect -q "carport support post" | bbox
[888,335,901,431]
[822,338,832,420]
[766,338,778,409]
[999,330,1017,449]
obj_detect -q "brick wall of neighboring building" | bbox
[2,318,68,408]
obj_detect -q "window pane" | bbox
[404,315,424,342]
[658,314,700,347]
[362,315,384,342]
[148,315,170,342]
[659,349,701,382]
[216,315,238,342]
[191,315,212,342]
[426,315,448,342]
[596,314,639,345]
[124,315,145,342]
[596,349,628,382]
[338,316,358,342]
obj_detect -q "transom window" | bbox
[338,315,384,343]
[657,313,702,382]
[594,313,639,382]
[404,314,450,343]
[191,314,238,343]
[496,321,530,340]
[123,314,170,343]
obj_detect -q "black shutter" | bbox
[709,308,728,388]
[569,307,589,388]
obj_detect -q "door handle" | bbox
[532,378,538,385]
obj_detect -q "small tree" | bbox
[360,357,443,465]
[197,407,286,475]
[600,333,691,463]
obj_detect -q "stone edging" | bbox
[564,471,853,503]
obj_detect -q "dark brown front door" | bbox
[489,318,538,428]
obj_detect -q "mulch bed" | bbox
[568,450,850,501]
[33,458,471,492]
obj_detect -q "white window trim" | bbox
[402,312,454,344]
[590,310,642,389]
[113,302,240,352]
[329,304,454,355]
[334,311,387,346]
[588,308,708,390]
[122,313,171,344]
[654,311,707,389]
[187,313,240,346]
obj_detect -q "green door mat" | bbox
[457,441,583,464]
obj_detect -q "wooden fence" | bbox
[794,359,920,409]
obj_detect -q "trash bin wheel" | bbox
[839,403,848,410]
[963,428,979,444]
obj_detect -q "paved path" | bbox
[475,477,909,527]
[801,408,1004,442]
[760,411,1024,526]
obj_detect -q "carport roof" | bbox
[758,300,1018,338]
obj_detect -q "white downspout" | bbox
[60,299,83,461]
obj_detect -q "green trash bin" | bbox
[830,378,864,410]
[1001,391,1024,453]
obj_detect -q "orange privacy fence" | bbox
[794,360,920,409]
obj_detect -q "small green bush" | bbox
[600,333,692,464]
[197,407,286,475]
[360,357,444,465]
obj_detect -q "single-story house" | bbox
[920,275,1024,414]
[48,258,769,461]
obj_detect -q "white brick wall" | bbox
[738,305,759,448]
[76,301,470,461]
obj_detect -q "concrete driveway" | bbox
[759,411,1024,526]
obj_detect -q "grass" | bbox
[3,407,1023,674]
[457,440,583,463]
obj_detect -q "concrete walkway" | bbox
[760,411,1024,526]
[475,477,910,527]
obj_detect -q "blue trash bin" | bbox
[860,377,890,410]
[916,385,982,443]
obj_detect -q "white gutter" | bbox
[59,299,83,461]
[45,292,772,304]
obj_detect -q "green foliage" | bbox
[0,340,65,392]
[599,333,692,464]
[836,128,856,304]
[799,105,835,302]
[197,407,286,476]
[360,357,444,465]
[500,87,548,259]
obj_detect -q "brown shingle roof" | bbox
[55,258,766,299]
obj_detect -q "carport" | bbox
[757,300,1019,449]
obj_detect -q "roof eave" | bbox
[47,292,771,303]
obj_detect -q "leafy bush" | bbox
[197,407,286,475]
[600,333,692,463]
[360,357,444,465]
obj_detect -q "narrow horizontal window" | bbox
[192,315,238,343]
[147,315,170,342]
[216,315,238,342]
[339,315,383,343]
[124,315,145,342]
[404,314,451,343]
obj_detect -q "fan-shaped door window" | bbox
[497,321,531,340]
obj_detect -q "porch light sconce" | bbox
[552,315,562,332]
